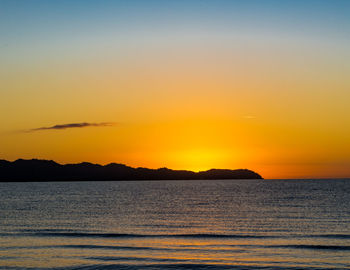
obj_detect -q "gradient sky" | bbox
[1,0,349,178]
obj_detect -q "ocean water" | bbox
[0,179,349,270]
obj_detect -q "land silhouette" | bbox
[0,159,262,181]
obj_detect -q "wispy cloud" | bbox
[26,122,115,132]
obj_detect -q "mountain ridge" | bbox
[0,159,263,181]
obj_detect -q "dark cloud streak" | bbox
[28,122,115,132]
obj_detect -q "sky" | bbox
[1,0,350,179]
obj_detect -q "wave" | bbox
[309,234,350,239]
[272,244,350,251]
[0,263,341,270]
[88,256,189,263]
[0,232,278,239]
[0,244,161,251]
[3,243,349,254]
[3,229,350,240]
[63,244,162,251]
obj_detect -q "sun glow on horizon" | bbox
[167,148,233,172]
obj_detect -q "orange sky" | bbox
[1,1,349,179]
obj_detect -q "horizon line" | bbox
[1,158,350,180]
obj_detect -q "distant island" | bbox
[0,159,263,181]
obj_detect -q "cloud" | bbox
[27,122,115,132]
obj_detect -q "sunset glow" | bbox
[1,0,349,178]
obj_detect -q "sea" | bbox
[0,179,349,270]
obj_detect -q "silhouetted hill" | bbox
[0,159,263,181]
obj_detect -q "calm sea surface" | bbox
[0,179,349,269]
